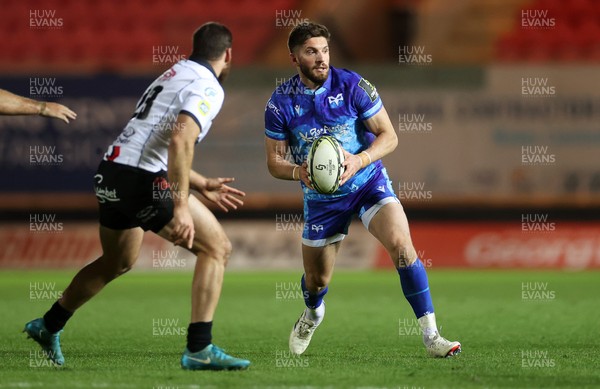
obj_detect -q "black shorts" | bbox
[94,160,174,232]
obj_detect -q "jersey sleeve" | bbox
[352,76,383,120]
[179,83,224,133]
[264,97,288,141]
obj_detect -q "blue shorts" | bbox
[302,168,399,247]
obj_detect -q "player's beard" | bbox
[218,63,231,84]
[299,62,329,86]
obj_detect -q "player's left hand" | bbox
[200,177,246,212]
[340,149,362,186]
[41,102,77,123]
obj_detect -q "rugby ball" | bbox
[307,136,345,194]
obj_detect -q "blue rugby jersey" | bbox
[265,66,384,200]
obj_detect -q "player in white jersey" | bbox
[24,22,251,371]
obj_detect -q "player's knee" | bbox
[306,273,330,290]
[389,238,417,268]
[202,234,232,266]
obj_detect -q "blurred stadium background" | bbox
[0,0,599,271]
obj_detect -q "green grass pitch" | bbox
[1,269,599,388]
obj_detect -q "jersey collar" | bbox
[301,66,333,95]
[187,58,218,79]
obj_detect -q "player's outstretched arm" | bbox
[189,170,246,213]
[167,113,200,249]
[265,137,312,188]
[340,106,398,185]
[0,88,77,123]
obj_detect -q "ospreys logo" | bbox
[358,78,378,102]
[327,93,344,108]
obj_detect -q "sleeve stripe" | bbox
[265,128,287,140]
[179,110,203,132]
[359,99,383,120]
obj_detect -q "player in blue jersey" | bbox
[264,22,461,357]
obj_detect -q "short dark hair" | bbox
[190,22,232,61]
[287,22,330,53]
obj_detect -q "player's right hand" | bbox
[170,206,195,249]
[300,162,314,190]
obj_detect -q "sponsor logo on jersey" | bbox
[198,100,210,116]
[358,78,378,102]
[294,104,303,116]
[158,68,176,82]
[266,99,281,116]
[327,93,344,108]
[204,87,218,101]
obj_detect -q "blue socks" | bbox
[301,274,328,309]
[397,259,434,318]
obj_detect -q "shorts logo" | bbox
[311,224,324,232]
[327,93,344,108]
[376,185,386,192]
[94,174,120,203]
[136,205,158,223]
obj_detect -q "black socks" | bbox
[43,301,73,333]
[186,321,213,353]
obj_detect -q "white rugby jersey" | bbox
[103,59,224,172]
